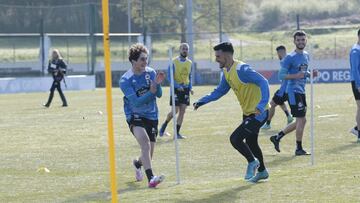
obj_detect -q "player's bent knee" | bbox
[230,127,249,146]
[229,133,240,148]
[140,141,151,152]
[300,117,306,124]
[296,117,306,126]
[179,109,186,115]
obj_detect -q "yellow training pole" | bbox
[101,0,118,202]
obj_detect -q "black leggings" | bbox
[229,112,267,171]
[45,80,67,106]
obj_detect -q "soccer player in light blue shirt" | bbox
[119,43,165,188]
[261,45,293,130]
[270,30,318,156]
[349,28,360,142]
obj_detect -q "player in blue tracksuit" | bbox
[349,28,360,142]
[261,45,293,130]
[120,43,165,188]
[193,42,270,183]
[270,30,318,156]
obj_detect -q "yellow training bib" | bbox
[173,57,192,85]
[223,60,269,115]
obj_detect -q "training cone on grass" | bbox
[37,167,50,173]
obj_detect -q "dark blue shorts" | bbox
[272,90,288,105]
[170,88,190,106]
[288,92,307,117]
[127,115,158,142]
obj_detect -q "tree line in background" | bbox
[0,0,245,35]
[0,0,360,34]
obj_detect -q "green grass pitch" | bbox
[0,83,359,202]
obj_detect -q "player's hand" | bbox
[190,90,194,95]
[254,108,261,115]
[177,87,184,92]
[193,102,204,110]
[150,80,157,94]
[155,71,165,84]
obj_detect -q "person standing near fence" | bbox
[120,43,166,188]
[193,42,270,183]
[349,28,360,142]
[159,43,193,139]
[43,49,68,107]
[270,31,318,155]
[261,45,293,130]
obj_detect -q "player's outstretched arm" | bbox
[193,72,230,110]
[193,101,204,110]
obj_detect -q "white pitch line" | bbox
[318,114,338,118]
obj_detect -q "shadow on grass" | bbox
[156,138,179,145]
[174,183,257,203]
[325,142,359,154]
[260,129,280,136]
[266,155,296,168]
[63,181,144,203]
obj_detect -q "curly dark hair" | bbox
[128,43,148,63]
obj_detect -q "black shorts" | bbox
[272,90,288,105]
[241,110,269,134]
[170,88,190,106]
[288,92,307,117]
[126,116,158,142]
[351,81,360,100]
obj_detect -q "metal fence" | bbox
[0,2,357,77]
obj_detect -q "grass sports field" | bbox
[1,83,359,202]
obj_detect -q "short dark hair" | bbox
[357,28,360,36]
[213,42,234,54]
[276,45,286,52]
[128,43,148,63]
[293,30,307,39]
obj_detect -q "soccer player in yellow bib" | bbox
[193,42,270,183]
[159,43,194,139]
